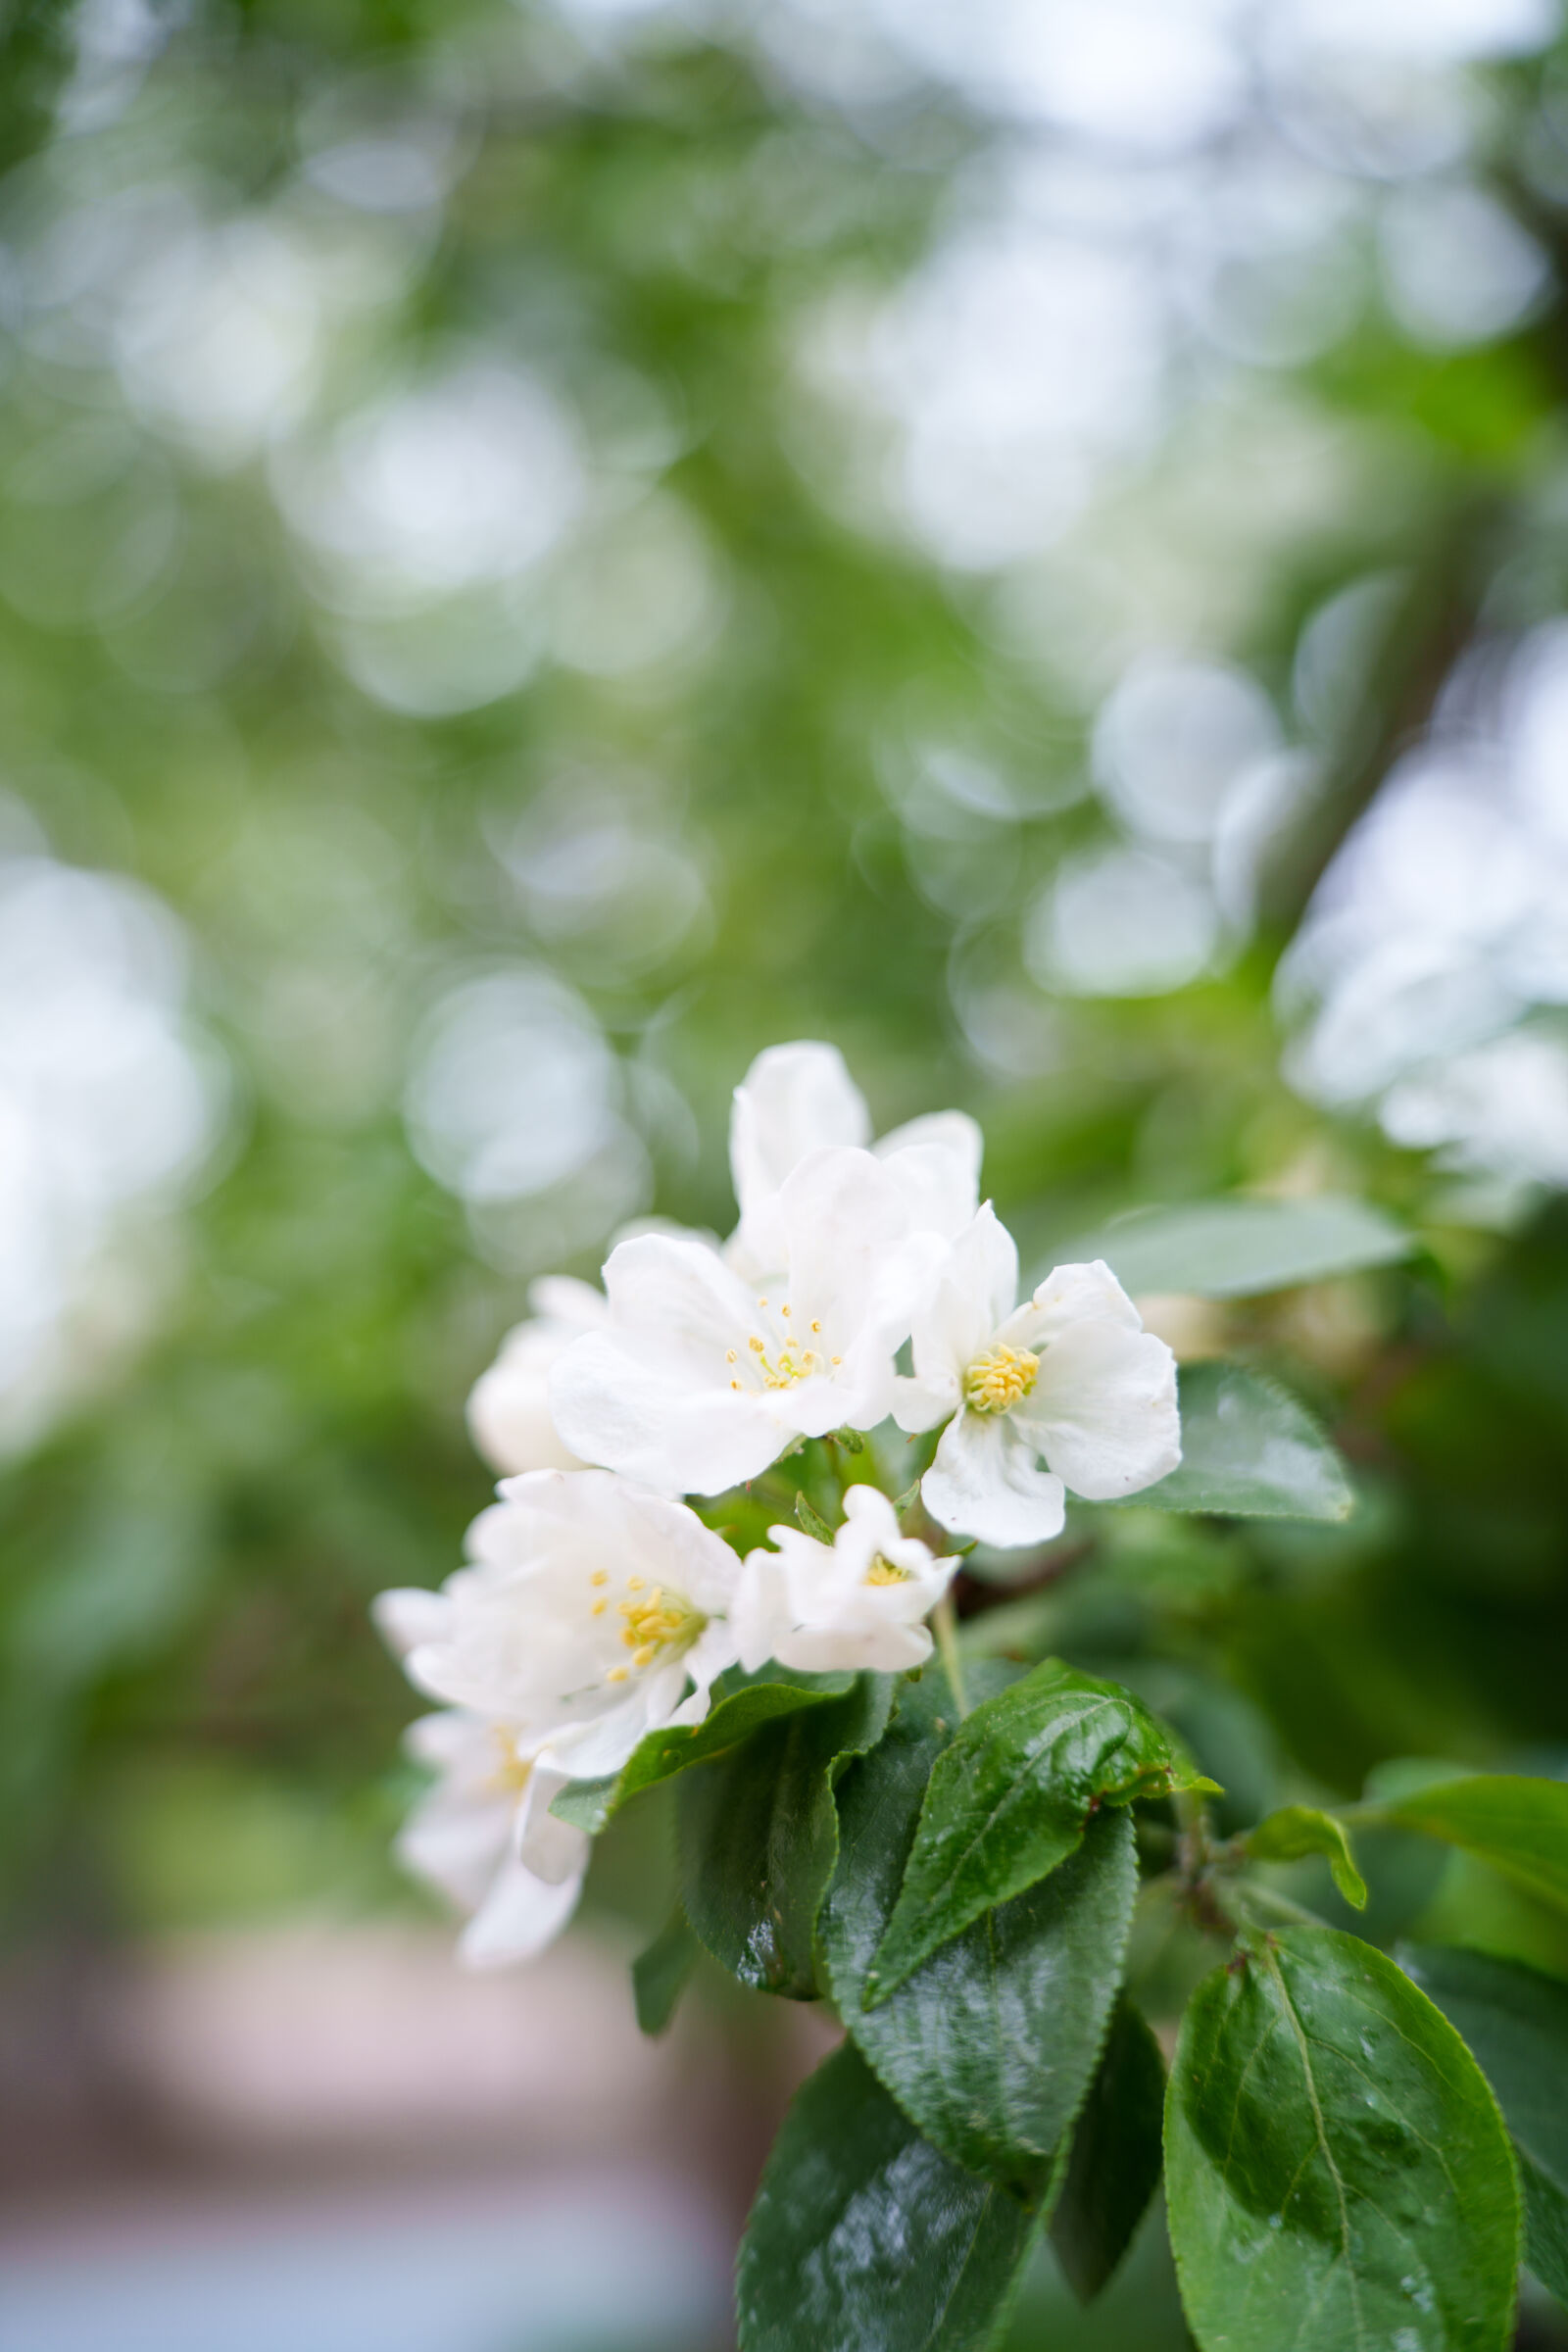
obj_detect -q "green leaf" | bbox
[1382,1774,1568,1915]
[1165,1927,1520,2352]
[1129,1362,1353,1522]
[794,1489,835,1543]
[736,2041,1040,2352]
[1049,1996,1166,2304]
[1248,1804,1368,1909]
[1400,1942,1568,2308]
[550,1669,857,1834]
[821,1665,1139,2194]
[1056,1195,1413,1299]
[679,1671,892,1997]
[631,1908,698,2037]
[868,1658,1216,1997]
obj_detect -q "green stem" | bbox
[932,1594,969,1720]
[1232,1880,1332,1932]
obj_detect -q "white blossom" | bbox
[549,1145,949,1496]
[466,1275,608,1476]
[898,1205,1181,1547]
[395,1709,589,1969]
[733,1484,957,1674]
[374,1469,743,1781]
[727,1040,981,1280]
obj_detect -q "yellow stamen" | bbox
[606,1577,709,1680]
[865,1555,912,1587]
[590,1569,610,1588]
[963,1344,1040,1415]
[487,1730,535,1795]
[591,1599,607,1617]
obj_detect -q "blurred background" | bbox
[6,0,1568,2343]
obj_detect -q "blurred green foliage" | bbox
[3,0,1568,2194]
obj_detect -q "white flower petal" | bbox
[1018,1318,1180,1500]
[1014,1259,1143,1348]
[735,1482,954,1674]
[458,1851,585,1969]
[467,1324,585,1476]
[528,1275,611,1328]
[729,1041,870,1275]
[899,1202,1021,1431]
[922,1410,1066,1547]
[601,1231,759,1370]
[514,1764,593,1886]
[875,1107,983,1195]
[875,1124,982,1245]
[372,1585,451,1660]
[769,1618,933,1674]
[399,1783,514,1913]
[550,1330,785,1494]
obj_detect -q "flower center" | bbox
[864,1554,911,1587]
[488,1730,535,1797]
[588,1569,707,1686]
[727,1298,843,1393]
[963,1344,1040,1414]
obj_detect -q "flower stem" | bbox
[933,1594,969,1719]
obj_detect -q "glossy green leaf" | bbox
[1248,1804,1368,1908]
[1401,1942,1568,2308]
[1166,1927,1519,2352]
[869,1658,1215,1997]
[1049,1996,1166,2305]
[821,1665,1138,2193]
[679,1671,892,1997]
[1055,1196,1413,1300]
[550,1669,857,1834]
[631,1907,698,2037]
[1130,1362,1353,1522]
[1383,1775,1568,1915]
[736,2041,1040,2352]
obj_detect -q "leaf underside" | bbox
[1386,1774,1568,1916]
[1054,1195,1413,1301]
[1129,1361,1354,1522]
[1249,1803,1369,1909]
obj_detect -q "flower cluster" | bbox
[376,1042,1180,1965]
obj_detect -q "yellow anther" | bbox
[591,1599,607,1617]
[963,1344,1040,1415]
[607,1665,630,1684]
[831,1354,842,1366]
[749,1335,764,1353]
[628,1576,645,1592]
[726,1348,738,1363]
[758,1297,768,1308]
[810,1319,821,1333]
[780,1303,791,1318]
[633,1644,657,1668]
[590,1569,610,1588]
[865,1555,912,1587]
